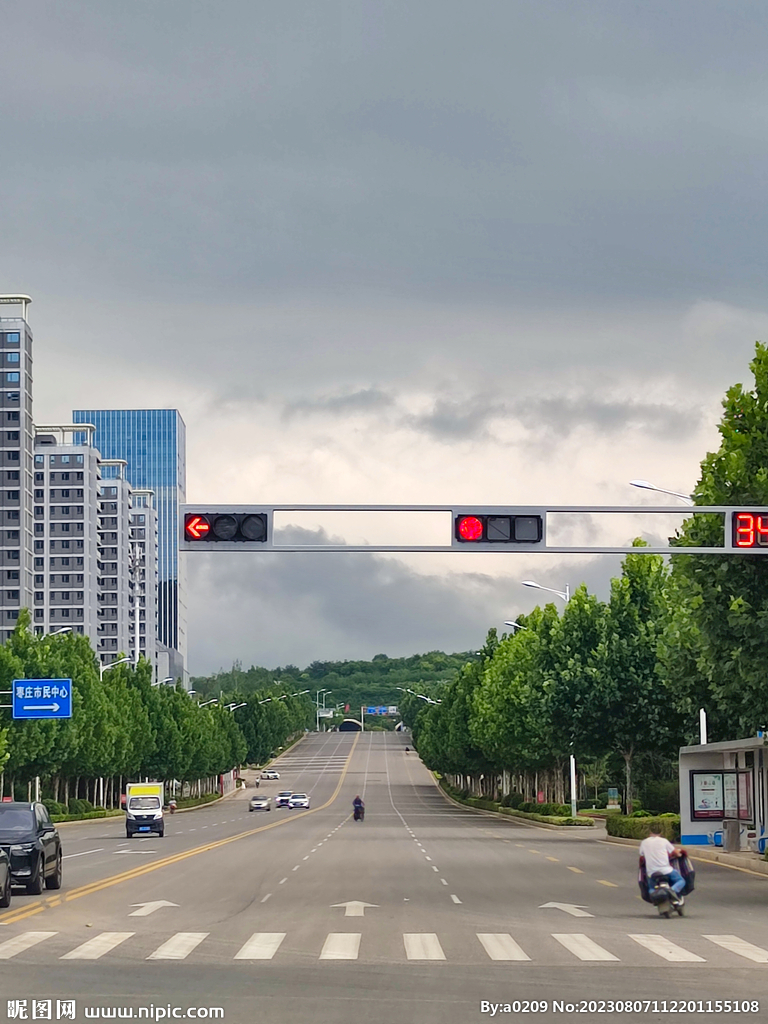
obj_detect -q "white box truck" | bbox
[125,782,165,839]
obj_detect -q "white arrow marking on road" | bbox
[539,902,594,918]
[330,901,379,917]
[22,703,60,712]
[129,900,179,917]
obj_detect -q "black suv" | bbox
[0,803,62,894]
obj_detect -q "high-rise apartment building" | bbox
[0,296,34,644]
[72,409,186,682]
[131,490,158,673]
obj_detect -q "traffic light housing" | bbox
[453,510,544,549]
[183,510,270,547]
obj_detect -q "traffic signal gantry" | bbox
[180,504,768,555]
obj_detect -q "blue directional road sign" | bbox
[12,679,72,720]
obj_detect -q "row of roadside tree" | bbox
[402,344,768,814]
[0,609,314,808]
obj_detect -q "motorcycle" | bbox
[353,805,365,822]
[168,799,177,815]
[639,852,695,918]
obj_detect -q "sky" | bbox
[2,0,767,674]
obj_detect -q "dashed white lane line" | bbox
[440,879,448,886]
[292,865,300,871]
[425,856,432,861]
[303,856,309,861]
[432,866,439,872]
[261,894,272,903]
[450,895,462,904]
[63,849,104,859]
[279,878,288,885]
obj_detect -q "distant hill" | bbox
[190,650,474,708]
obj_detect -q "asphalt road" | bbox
[2,732,768,1024]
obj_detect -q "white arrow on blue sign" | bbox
[12,679,73,720]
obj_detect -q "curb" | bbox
[433,779,595,834]
[602,835,768,878]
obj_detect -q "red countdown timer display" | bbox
[733,512,768,548]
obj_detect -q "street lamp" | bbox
[522,580,570,602]
[226,702,247,711]
[49,627,72,637]
[258,697,273,705]
[503,621,528,631]
[629,479,694,506]
[159,676,174,686]
[292,690,310,696]
[198,698,218,708]
[99,657,132,681]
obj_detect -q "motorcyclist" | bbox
[639,823,686,905]
[168,798,177,814]
[353,795,365,820]
[405,746,410,753]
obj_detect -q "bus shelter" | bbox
[679,736,767,850]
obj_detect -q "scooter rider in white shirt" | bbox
[639,823,686,905]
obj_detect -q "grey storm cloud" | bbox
[284,388,395,418]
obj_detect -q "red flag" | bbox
[345,704,350,712]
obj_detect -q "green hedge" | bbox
[441,784,593,827]
[605,814,681,842]
[51,809,124,823]
[174,792,220,810]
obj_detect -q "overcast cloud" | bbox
[2,1,766,671]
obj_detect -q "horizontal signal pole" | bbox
[180,504,768,555]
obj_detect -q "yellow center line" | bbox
[528,849,541,854]
[597,879,619,887]
[0,734,359,926]
[567,866,583,873]
[546,856,559,862]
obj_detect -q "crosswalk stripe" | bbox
[0,932,57,959]
[404,933,445,960]
[147,933,209,960]
[552,934,619,962]
[61,933,135,960]
[477,933,531,961]
[319,933,361,960]
[704,935,768,963]
[629,934,705,963]
[234,933,285,960]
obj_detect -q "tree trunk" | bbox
[623,749,634,815]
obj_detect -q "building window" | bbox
[7,511,18,520]
[34,456,43,465]
[61,609,70,617]
[62,506,70,514]
[6,531,18,540]
[7,393,18,402]
[34,524,43,534]
[6,611,18,621]
[6,353,20,364]
[5,412,18,421]
[34,472,43,481]
[61,523,70,532]
[7,472,18,481]
[61,541,70,549]
[6,491,18,500]
[62,473,69,480]
[34,609,43,619]
[5,333,20,344]
[61,490,70,498]
[62,592,70,600]
[6,432,18,441]
[34,506,43,515]
[61,575,70,583]
[5,373,19,383]
[34,490,42,499]
[7,452,18,460]
[62,557,70,566]
[33,542,42,551]
[6,571,18,581]
[61,456,69,464]
[34,558,43,567]
[6,590,18,599]
[34,575,43,585]
[76,455,83,464]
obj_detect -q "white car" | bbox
[261,769,280,780]
[288,793,310,809]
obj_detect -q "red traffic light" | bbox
[457,515,484,541]
[185,515,211,540]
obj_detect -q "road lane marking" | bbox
[148,932,209,960]
[432,866,439,872]
[292,865,299,871]
[261,894,272,903]
[704,935,768,962]
[279,878,287,885]
[63,849,105,859]
[629,934,705,962]
[425,856,432,861]
[303,856,309,860]
[450,894,462,904]
[597,880,619,887]
[61,932,135,960]
[567,867,583,873]
[235,933,285,959]
[404,933,445,960]
[440,879,448,885]
[546,856,559,862]
[0,735,361,926]
[477,934,530,961]
[552,934,619,962]
[528,849,540,854]
[0,932,57,958]
[320,933,361,960]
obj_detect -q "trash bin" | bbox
[723,818,741,852]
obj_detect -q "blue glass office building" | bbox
[72,409,186,672]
